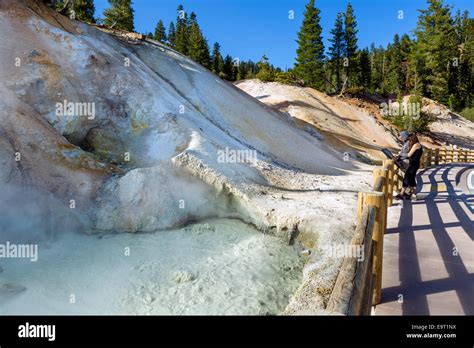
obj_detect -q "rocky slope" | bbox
[420,97,474,149]
[236,80,400,162]
[236,80,474,154]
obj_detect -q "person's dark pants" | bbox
[403,165,419,188]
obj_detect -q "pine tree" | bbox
[211,42,224,75]
[454,9,463,45]
[453,11,473,109]
[370,45,379,93]
[168,22,176,48]
[328,12,345,92]
[103,0,134,31]
[256,55,275,82]
[43,0,62,7]
[175,5,189,54]
[294,0,325,89]
[154,20,167,43]
[411,0,457,104]
[357,48,371,89]
[344,2,358,87]
[369,44,379,93]
[449,10,463,109]
[237,62,248,80]
[188,12,211,69]
[223,55,235,81]
[70,0,95,23]
[387,34,404,93]
[54,0,95,22]
[240,60,258,79]
[369,44,391,95]
[399,34,412,92]
[248,60,259,78]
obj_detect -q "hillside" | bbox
[236,80,474,153]
[0,0,359,232]
[236,80,400,161]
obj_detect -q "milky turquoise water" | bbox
[0,218,304,315]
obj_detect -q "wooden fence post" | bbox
[453,147,459,163]
[434,148,440,165]
[393,169,400,194]
[462,149,468,163]
[397,168,402,192]
[358,191,385,306]
[441,147,446,164]
[373,168,388,192]
[373,168,388,243]
[383,160,395,206]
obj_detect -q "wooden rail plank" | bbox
[326,206,376,315]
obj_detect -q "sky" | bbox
[94,0,474,70]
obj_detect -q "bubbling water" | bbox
[0,218,304,315]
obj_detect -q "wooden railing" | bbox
[326,145,473,315]
[420,146,474,168]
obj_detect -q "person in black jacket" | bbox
[397,130,410,171]
[396,133,423,200]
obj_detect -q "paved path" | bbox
[376,164,474,315]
